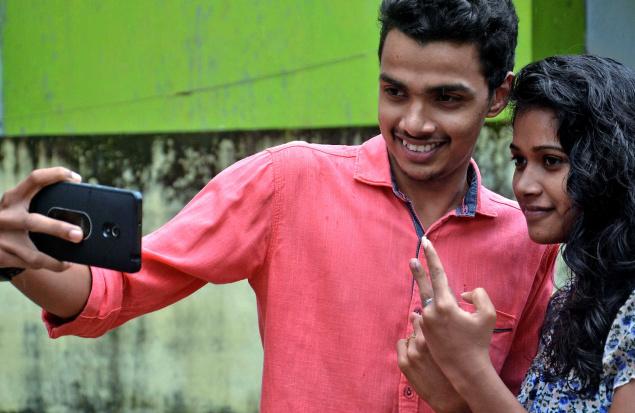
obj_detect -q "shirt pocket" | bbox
[458,301,517,372]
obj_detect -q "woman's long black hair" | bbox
[510,55,635,394]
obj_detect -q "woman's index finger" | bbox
[421,236,454,302]
[410,258,433,300]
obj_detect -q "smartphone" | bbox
[29,182,143,273]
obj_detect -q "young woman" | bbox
[398,55,635,412]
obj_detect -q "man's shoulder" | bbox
[262,141,365,176]
[266,140,360,160]
[478,185,522,215]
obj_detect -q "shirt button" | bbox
[413,307,422,315]
[403,386,414,398]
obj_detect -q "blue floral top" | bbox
[517,289,635,412]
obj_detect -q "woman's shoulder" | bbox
[606,288,635,346]
[610,288,635,334]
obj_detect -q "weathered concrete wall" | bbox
[0,126,518,412]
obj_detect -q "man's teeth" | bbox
[401,139,441,153]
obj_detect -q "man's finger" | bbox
[420,236,454,303]
[10,167,81,201]
[0,211,83,242]
[0,241,69,272]
[25,213,84,243]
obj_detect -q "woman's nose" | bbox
[513,168,542,198]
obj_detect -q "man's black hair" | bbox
[378,0,518,92]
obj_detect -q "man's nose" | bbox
[400,102,436,137]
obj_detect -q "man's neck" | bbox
[395,166,471,230]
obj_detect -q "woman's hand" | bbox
[411,236,496,378]
[397,311,470,413]
[0,167,83,272]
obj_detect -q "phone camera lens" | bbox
[102,223,120,238]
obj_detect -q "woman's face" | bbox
[511,108,576,244]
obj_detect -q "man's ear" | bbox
[486,72,514,118]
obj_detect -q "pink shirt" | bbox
[45,136,557,412]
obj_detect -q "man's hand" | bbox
[397,312,471,413]
[0,167,83,272]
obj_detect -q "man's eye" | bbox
[437,94,462,104]
[384,87,404,97]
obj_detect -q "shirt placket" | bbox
[391,166,478,413]
[393,188,425,412]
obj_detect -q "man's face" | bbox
[378,29,506,189]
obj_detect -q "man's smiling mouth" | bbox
[400,138,444,153]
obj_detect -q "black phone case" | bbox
[29,182,143,273]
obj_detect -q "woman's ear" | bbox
[486,72,514,118]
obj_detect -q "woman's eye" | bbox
[543,156,563,167]
[511,155,526,169]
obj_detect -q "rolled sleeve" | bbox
[42,150,275,338]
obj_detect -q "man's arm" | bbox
[10,265,91,319]
[0,167,92,318]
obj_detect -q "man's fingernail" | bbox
[69,228,83,241]
[70,171,82,181]
[421,235,430,250]
[409,258,421,271]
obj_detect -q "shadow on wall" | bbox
[0,125,517,412]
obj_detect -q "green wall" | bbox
[532,0,586,60]
[1,0,585,136]
[2,0,380,135]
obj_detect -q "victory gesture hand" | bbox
[0,167,83,272]
[412,236,497,378]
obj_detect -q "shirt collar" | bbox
[354,135,498,218]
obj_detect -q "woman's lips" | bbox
[521,205,555,220]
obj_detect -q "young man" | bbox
[0,1,557,412]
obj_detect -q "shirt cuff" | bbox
[42,266,120,338]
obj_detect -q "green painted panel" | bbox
[2,0,538,135]
[2,0,380,135]
[532,0,586,59]
[515,0,534,70]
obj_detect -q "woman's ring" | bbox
[423,297,434,308]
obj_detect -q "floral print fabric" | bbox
[517,289,635,412]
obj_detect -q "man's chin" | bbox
[400,168,440,184]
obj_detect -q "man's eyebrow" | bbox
[426,84,474,96]
[379,75,476,96]
[379,73,405,89]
